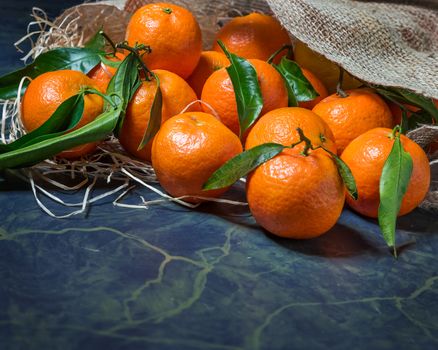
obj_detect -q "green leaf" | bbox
[400,108,409,134]
[137,73,162,150]
[324,148,358,200]
[84,30,106,51]
[0,51,140,169]
[273,57,319,107]
[216,40,263,138]
[99,54,122,69]
[0,53,142,169]
[0,104,123,169]
[106,53,141,135]
[372,86,438,125]
[396,89,438,123]
[203,143,285,190]
[407,109,435,130]
[0,94,84,153]
[0,47,102,100]
[378,135,413,255]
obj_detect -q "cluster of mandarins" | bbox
[20,2,431,239]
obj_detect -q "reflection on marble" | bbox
[0,175,437,350]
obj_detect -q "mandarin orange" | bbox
[125,2,202,79]
[341,128,431,218]
[298,68,328,110]
[201,58,288,135]
[87,52,126,92]
[119,69,200,161]
[245,107,336,153]
[151,112,243,203]
[21,70,103,159]
[186,51,230,98]
[247,146,345,239]
[212,13,291,63]
[312,89,393,154]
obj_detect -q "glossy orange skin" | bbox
[151,112,243,203]
[125,2,202,79]
[341,128,431,218]
[87,52,126,92]
[245,107,343,238]
[186,51,230,98]
[21,70,103,159]
[201,59,288,135]
[212,13,291,63]
[119,69,200,162]
[298,68,328,110]
[247,147,345,239]
[245,107,337,153]
[312,89,393,154]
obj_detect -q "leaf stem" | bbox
[267,44,294,64]
[390,125,401,139]
[336,67,349,98]
[98,30,117,55]
[81,87,118,109]
[400,109,408,134]
[216,40,231,59]
[376,92,409,134]
[287,128,359,201]
[288,128,321,155]
[116,43,153,81]
[296,127,314,156]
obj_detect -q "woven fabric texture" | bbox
[125,0,438,98]
[267,0,438,98]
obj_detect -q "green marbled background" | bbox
[0,173,437,350]
[0,1,437,349]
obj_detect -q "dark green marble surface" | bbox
[1,2,438,350]
[1,173,437,350]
